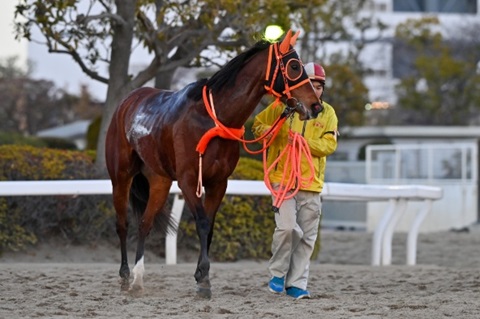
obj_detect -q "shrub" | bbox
[39,136,78,150]
[0,132,47,148]
[0,198,37,253]
[0,145,116,253]
[0,132,77,150]
[0,145,94,180]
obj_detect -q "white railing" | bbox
[0,180,442,266]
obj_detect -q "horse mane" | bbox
[187,40,271,101]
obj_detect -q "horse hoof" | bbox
[196,287,212,299]
[120,278,130,291]
[128,284,144,297]
[196,276,211,298]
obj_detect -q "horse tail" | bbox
[129,173,149,218]
[129,173,178,235]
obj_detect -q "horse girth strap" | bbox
[196,126,245,155]
[196,85,245,155]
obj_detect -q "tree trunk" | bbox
[94,0,137,175]
[154,68,176,90]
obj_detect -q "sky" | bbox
[1,0,28,69]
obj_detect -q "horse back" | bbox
[107,85,203,179]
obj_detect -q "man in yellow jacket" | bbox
[252,62,338,299]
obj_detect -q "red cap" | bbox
[304,62,326,82]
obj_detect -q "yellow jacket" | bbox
[252,101,338,193]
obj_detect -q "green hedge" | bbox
[0,146,320,261]
[0,132,78,150]
[0,145,113,253]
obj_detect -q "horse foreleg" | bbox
[193,208,212,298]
[191,180,228,299]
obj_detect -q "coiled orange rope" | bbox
[196,87,288,197]
[197,86,315,208]
[263,129,315,211]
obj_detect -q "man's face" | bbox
[311,80,324,99]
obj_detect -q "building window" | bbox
[393,0,477,14]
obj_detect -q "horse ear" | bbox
[279,29,292,54]
[290,30,300,46]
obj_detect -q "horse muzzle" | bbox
[286,98,313,120]
[311,102,323,118]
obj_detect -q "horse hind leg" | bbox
[111,177,133,291]
[106,120,139,291]
[129,174,172,295]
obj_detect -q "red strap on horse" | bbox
[196,86,245,155]
[196,86,286,155]
[196,86,245,197]
[196,126,245,155]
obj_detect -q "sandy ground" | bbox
[1,225,479,319]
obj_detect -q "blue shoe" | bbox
[268,276,285,293]
[286,287,311,299]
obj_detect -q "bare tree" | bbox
[14,0,322,173]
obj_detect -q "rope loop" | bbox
[263,129,315,211]
[196,86,315,204]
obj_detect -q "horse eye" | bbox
[285,59,303,81]
[290,61,300,70]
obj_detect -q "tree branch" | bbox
[76,12,125,26]
[48,47,109,84]
[44,30,109,84]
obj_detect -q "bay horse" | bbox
[105,30,322,299]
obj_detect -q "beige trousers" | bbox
[268,190,321,290]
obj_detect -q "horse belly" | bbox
[129,135,176,179]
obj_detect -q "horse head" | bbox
[264,30,323,120]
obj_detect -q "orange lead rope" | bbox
[196,86,315,204]
[263,128,315,212]
[195,86,315,205]
[196,85,291,197]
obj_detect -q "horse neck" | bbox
[210,52,268,128]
